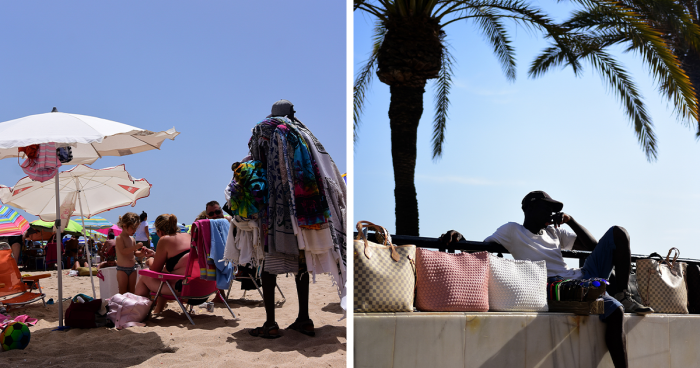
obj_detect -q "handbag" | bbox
[415,249,489,312]
[488,254,548,311]
[636,247,688,314]
[354,221,416,313]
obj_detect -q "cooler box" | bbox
[97,267,118,300]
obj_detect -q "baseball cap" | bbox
[521,190,563,212]
[271,99,295,116]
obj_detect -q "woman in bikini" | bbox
[116,212,154,294]
[135,213,191,314]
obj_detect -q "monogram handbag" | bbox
[636,248,688,314]
[415,249,489,312]
[354,221,416,313]
[488,254,548,311]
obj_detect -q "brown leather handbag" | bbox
[354,221,416,313]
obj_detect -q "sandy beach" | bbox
[1,270,346,367]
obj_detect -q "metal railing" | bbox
[358,233,700,268]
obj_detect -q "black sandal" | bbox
[286,318,315,337]
[249,321,282,339]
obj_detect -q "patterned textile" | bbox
[228,160,267,218]
[637,253,688,314]
[191,220,215,281]
[278,124,330,226]
[20,143,61,182]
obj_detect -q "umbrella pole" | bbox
[54,169,63,328]
[75,179,96,299]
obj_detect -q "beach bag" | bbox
[65,299,103,328]
[415,249,489,312]
[77,267,98,276]
[354,221,416,313]
[488,254,548,311]
[106,293,152,329]
[687,264,700,314]
[637,248,688,314]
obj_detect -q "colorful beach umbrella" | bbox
[30,219,83,236]
[97,224,122,237]
[0,205,29,237]
[72,216,112,230]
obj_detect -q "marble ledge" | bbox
[355,312,700,368]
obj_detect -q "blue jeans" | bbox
[581,227,624,320]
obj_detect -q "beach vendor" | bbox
[242,100,347,339]
[440,190,652,368]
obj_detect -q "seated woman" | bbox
[134,213,190,314]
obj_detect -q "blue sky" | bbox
[354,3,700,262]
[0,1,346,228]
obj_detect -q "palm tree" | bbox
[530,0,700,160]
[354,0,700,236]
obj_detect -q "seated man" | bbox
[440,190,652,368]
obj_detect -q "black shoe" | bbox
[614,291,654,314]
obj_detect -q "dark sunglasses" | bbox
[208,209,222,217]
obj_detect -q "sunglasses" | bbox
[208,209,222,217]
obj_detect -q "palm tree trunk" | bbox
[389,84,424,236]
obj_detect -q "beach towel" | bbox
[209,218,232,290]
[224,216,262,268]
[20,143,61,182]
[192,220,215,281]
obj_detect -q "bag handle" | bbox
[660,247,681,276]
[665,247,680,267]
[355,221,400,262]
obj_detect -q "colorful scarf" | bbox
[228,160,267,218]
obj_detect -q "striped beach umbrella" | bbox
[0,205,29,237]
[73,216,112,230]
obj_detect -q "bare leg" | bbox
[262,271,277,324]
[117,270,129,295]
[153,297,168,314]
[605,307,628,368]
[128,270,138,294]
[295,272,310,321]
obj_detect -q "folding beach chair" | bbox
[138,222,238,325]
[0,242,51,307]
[225,265,286,303]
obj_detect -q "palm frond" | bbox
[431,44,455,159]
[472,6,517,81]
[587,49,657,161]
[353,23,386,143]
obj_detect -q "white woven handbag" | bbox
[488,254,548,312]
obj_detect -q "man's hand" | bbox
[547,212,572,228]
[438,230,463,247]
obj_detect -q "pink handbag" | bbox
[415,249,490,312]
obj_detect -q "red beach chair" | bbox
[0,242,51,307]
[138,222,238,325]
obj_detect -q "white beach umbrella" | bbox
[0,164,151,221]
[0,164,151,299]
[0,108,179,328]
[0,110,179,165]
